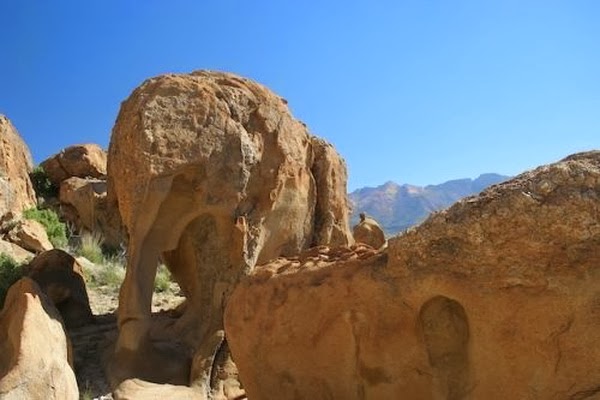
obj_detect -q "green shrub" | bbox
[0,253,24,308]
[23,207,68,248]
[154,264,173,293]
[85,259,125,293]
[29,166,58,199]
[76,232,105,264]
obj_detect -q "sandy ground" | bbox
[72,283,185,399]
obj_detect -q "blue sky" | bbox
[1,1,599,191]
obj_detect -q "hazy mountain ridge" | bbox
[349,173,510,235]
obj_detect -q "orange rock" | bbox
[0,278,78,399]
[0,115,37,216]
[27,249,93,329]
[225,151,600,399]
[106,70,353,396]
[7,219,53,253]
[352,212,386,249]
[41,143,106,185]
[59,177,122,246]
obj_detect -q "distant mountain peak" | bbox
[349,173,510,235]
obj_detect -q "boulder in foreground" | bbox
[0,278,78,400]
[225,151,600,400]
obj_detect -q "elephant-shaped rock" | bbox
[106,70,353,398]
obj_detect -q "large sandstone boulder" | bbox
[59,176,122,246]
[0,115,37,216]
[352,212,386,248]
[225,151,600,399]
[6,219,53,253]
[107,70,353,397]
[41,143,107,186]
[0,277,78,399]
[27,249,93,329]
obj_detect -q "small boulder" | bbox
[41,143,107,186]
[0,239,34,263]
[6,219,53,253]
[0,277,78,399]
[352,212,386,249]
[0,115,37,217]
[27,249,93,329]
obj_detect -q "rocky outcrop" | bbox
[352,213,386,249]
[6,219,53,253]
[0,277,78,399]
[0,116,37,216]
[59,177,122,246]
[27,249,93,329]
[41,143,107,186]
[225,151,600,399]
[106,70,353,397]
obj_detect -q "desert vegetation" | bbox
[23,206,68,248]
[0,253,24,307]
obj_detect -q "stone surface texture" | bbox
[0,278,78,399]
[352,214,386,249]
[225,151,600,400]
[27,249,93,329]
[0,115,37,217]
[106,70,353,398]
[7,218,53,253]
[41,143,107,186]
[59,176,122,246]
[0,238,34,263]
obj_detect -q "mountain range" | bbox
[349,173,510,236]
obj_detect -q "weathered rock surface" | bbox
[225,151,600,400]
[41,143,107,186]
[107,70,352,397]
[0,115,37,216]
[60,176,122,246]
[0,238,34,263]
[0,277,78,399]
[27,249,93,329]
[7,218,53,253]
[352,212,386,249]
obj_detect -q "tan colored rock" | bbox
[0,277,78,399]
[0,115,37,216]
[106,70,352,396]
[0,239,34,263]
[27,249,93,329]
[41,143,107,186]
[352,212,386,248]
[59,176,122,246]
[225,151,600,400]
[7,219,53,253]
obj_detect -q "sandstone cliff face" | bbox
[0,116,37,216]
[106,70,352,397]
[225,151,600,400]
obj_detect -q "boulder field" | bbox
[225,151,600,400]
[1,72,600,400]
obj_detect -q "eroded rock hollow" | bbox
[107,71,353,397]
[225,151,600,399]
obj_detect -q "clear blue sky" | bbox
[1,1,599,191]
